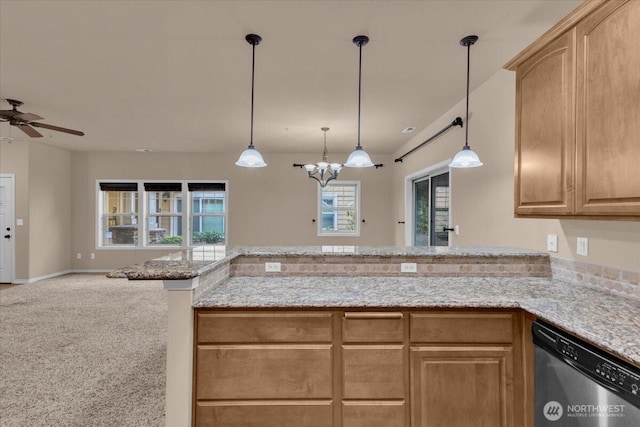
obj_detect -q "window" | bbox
[97,181,227,248]
[145,183,183,245]
[100,183,139,246]
[189,183,226,245]
[318,182,360,236]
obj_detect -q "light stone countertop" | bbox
[194,275,640,366]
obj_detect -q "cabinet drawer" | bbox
[410,313,513,343]
[196,345,333,399]
[342,402,406,427]
[196,402,332,427]
[197,312,332,343]
[342,345,405,399]
[343,312,404,343]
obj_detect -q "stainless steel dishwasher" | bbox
[533,320,640,426]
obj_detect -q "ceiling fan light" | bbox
[449,145,483,168]
[235,146,267,168]
[344,146,374,168]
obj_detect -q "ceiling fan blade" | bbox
[31,122,85,136]
[17,124,43,137]
[16,112,44,122]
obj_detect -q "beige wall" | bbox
[71,151,395,271]
[28,143,72,277]
[0,140,30,280]
[1,140,73,281]
[392,70,640,272]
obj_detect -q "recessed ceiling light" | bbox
[402,126,416,134]
[135,148,152,152]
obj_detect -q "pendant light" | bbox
[301,127,342,187]
[236,34,267,168]
[449,35,483,168]
[344,35,375,168]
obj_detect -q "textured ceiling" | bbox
[0,0,580,154]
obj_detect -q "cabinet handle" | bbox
[344,312,403,319]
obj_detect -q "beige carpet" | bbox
[0,274,167,426]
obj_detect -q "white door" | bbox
[0,175,15,283]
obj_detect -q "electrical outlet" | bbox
[90,253,95,260]
[265,262,281,272]
[76,253,81,259]
[577,237,589,256]
[547,234,558,252]
[401,263,417,273]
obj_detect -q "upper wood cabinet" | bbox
[506,0,640,220]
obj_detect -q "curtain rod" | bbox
[394,117,463,163]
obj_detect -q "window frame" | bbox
[96,180,228,250]
[317,181,360,237]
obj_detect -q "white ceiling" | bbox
[0,0,580,155]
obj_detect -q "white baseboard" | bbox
[11,269,113,284]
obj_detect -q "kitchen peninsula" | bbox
[112,246,640,427]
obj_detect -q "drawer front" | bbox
[196,402,333,427]
[196,345,333,399]
[342,345,405,399]
[343,312,404,343]
[410,312,514,343]
[342,402,406,427]
[197,312,333,343]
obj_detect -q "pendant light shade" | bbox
[449,35,483,169]
[345,35,375,168]
[449,145,483,168]
[236,34,266,168]
[236,145,266,167]
[345,146,374,168]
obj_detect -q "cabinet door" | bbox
[575,0,640,216]
[411,346,514,427]
[514,30,575,216]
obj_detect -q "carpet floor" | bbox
[0,274,167,426]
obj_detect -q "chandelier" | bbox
[294,127,342,187]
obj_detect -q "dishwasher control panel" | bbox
[533,320,640,408]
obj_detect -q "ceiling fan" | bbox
[0,98,84,138]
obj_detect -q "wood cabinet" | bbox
[507,0,640,219]
[410,346,513,427]
[194,309,527,427]
[341,311,408,427]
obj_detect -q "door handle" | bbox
[4,234,10,239]
[443,227,454,232]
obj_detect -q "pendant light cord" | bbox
[464,41,470,148]
[357,42,363,149]
[250,42,256,148]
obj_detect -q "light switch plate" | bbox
[577,237,589,256]
[547,234,558,252]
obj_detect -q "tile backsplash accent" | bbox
[550,257,639,300]
[231,254,551,278]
